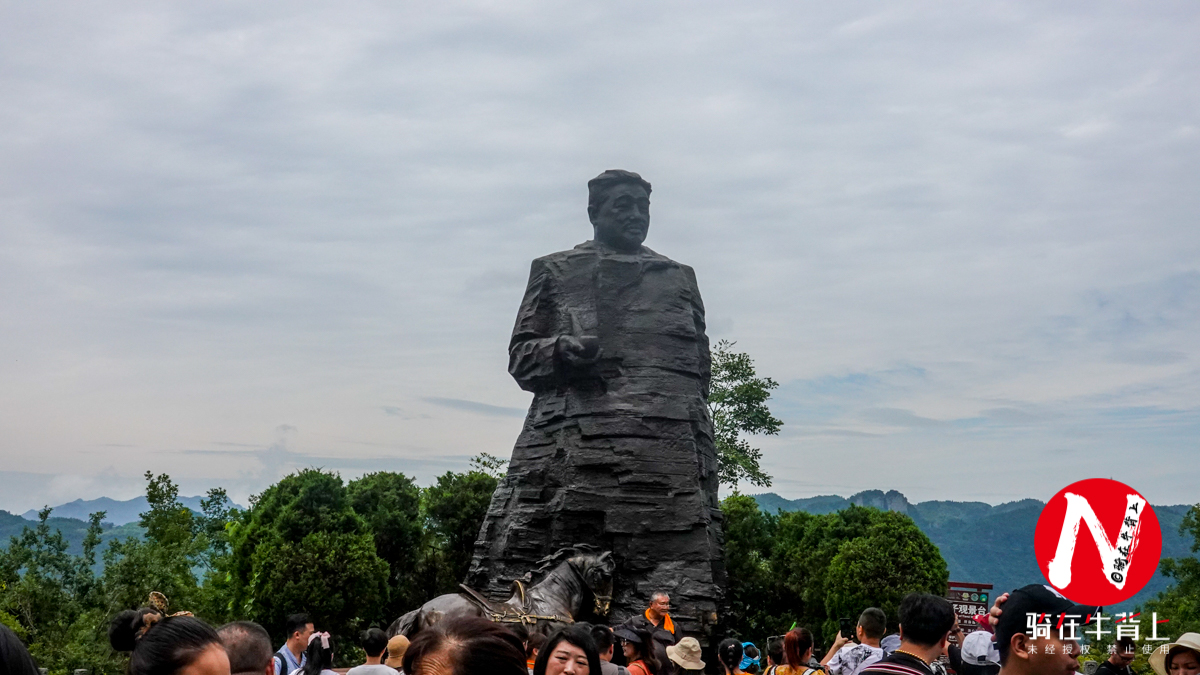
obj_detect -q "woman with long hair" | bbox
[533,625,602,675]
[298,632,337,675]
[717,639,745,675]
[613,625,659,675]
[777,629,817,675]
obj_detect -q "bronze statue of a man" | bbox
[467,170,725,637]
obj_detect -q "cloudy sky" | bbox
[2,1,1198,513]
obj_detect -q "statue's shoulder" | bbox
[531,242,689,272]
[640,246,697,281]
[530,241,602,272]
[636,245,675,264]
[534,244,591,265]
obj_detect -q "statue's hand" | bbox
[557,335,602,368]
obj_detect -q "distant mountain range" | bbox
[2,494,241,565]
[752,490,1197,612]
[0,509,143,562]
[20,495,215,526]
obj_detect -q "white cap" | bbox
[961,630,1000,666]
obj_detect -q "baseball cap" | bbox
[961,630,1000,666]
[994,585,1101,661]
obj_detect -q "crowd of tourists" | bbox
[1,585,1199,675]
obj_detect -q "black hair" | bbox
[402,616,526,675]
[766,634,784,666]
[590,625,614,653]
[1,624,40,675]
[526,632,547,658]
[508,623,530,644]
[218,621,274,675]
[1166,647,1200,672]
[587,170,652,218]
[109,610,222,675]
[361,628,389,658]
[533,625,603,675]
[897,593,956,648]
[859,608,887,640]
[622,626,661,673]
[718,638,744,670]
[1114,637,1137,655]
[300,634,333,675]
[744,643,761,673]
[284,614,312,639]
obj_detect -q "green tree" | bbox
[1140,503,1200,634]
[721,494,779,637]
[194,487,240,622]
[423,466,498,592]
[823,511,949,637]
[721,497,948,648]
[708,340,782,487]
[0,508,120,675]
[227,469,388,646]
[198,487,237,562]
[101,473,203,614]
[347,472,424,617]
[470,452,508,479]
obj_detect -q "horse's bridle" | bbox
[568,559,613,616]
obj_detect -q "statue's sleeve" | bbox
[684,265,712,399]
[508,258,560,393]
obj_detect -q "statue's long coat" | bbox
[467,239,725,636]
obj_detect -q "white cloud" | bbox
[1,1,1198,511]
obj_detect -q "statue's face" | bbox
[591,183,650,252]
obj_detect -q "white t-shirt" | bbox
[828,643,884,675]
[346,666,399,675]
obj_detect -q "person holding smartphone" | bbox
[821,609,887,675]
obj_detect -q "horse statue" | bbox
[388,546,615,638]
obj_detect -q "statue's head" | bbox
[534,546,616,617]
[587,169,651,252]
[576,550,615,616]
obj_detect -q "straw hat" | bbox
[666,637,705,671]
[1149,633,1200,675]
[385,634,410,669]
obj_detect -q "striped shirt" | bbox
[859,651,936,675]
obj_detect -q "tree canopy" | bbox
[1140,503,1200,634]
[709,340,783,487]
[722,493,949,645]
[0,459,505,673]
[227,469,389,640]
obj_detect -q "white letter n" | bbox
[1047,492,1146,590]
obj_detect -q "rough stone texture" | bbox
[467,178,726,640]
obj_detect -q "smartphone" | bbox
[839,618,855,639]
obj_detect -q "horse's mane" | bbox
[530,544,601,582]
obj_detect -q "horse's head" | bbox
[572,550,615,616]
[532,545,617,619]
